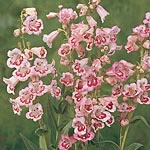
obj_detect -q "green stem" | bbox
[56,114,61,142]
[39,119,48,150]
[120,112,134,150]
[75,143,78,150]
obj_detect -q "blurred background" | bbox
[0,0,150,149]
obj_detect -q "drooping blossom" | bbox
[142,55,150,71]
[31,47,47,58]
[91,119,104,132]
[77,4,88,16]
[23,16,43,35]
[43,30,59,48]
[26,103,43,121]
[3,76,19,95]
[96,5,109,23]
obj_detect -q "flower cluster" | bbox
[4,1,150,150]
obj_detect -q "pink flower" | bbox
[125,35,139,53]
[112,84,123,97]
[96,5,109,23]
[23,16,43,35]
[133,24,149,41]
[73,129,94,142]
[60,72,74,86]
[100,55,110,65]
[120,119,129,127]
[46,12,58,19]
[9,98,22,115]
[58,43,71,57]
[77,4,88,16]
[24,49,33,60]
[31,47,47,58]
[32,58,55,77]
[142,55,150,71]
[58,8,78,25]
[58,134,76,150]
[72,91,84,104]
[26,103,43,121]
[86,16,97,27]
[75,44,85,58]
[143,40,150,49]
[106,60,134,82]
[18,87,36,107]
[60,56,69,66]
[47,80,61,100]
[43,30,59,48]
[25,8,37,16]
[143,12,150,25]
[118,103,135,113]
[137,78,150,92]
[137,92,150,104]
[92,59,102,71]
[29,80,47,97]
[13,29,20,37]
[3,76,19,95]
[98,96,118,112]
[123,83,139,98]
[80,97,93,113]
[72,58,88,76]
[13,60,31,81]
[105,115,115,127]
[91,119,104,132]
[72,117,86,135]
[92,105,111,122]
[7,48,25,68]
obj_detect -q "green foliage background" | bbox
[0,0,150,149]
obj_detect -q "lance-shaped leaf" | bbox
[20,133,39,150]
[125,143,144,150]
[46,96,57,145]
[130,115,150,128]
[61,120,72,134]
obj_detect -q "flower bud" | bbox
[13,29,20,37]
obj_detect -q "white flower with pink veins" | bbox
[29,80,47,97]
[13,60,31,81]
[9,98,22,115]
[18,87,36,107]
[23,15,43,35]
[26,103,43,121]
[7,48,26,68]
[3,76,19,95]
[31,58,55,77]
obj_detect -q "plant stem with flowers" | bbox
[3,1,150,150]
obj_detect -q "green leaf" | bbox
[125,143,144,150]
[20,133,39,150]
[93,140,120,150]
[57,100,67,114]
[35,126,48,137]
[61,120,72,134]
[130,115,150,128]
[46,96,57,145]
[39,135,48,150]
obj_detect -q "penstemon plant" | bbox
[3,0,150,150]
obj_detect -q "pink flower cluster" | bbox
[3,46,61,121]
[4,1,150,150]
